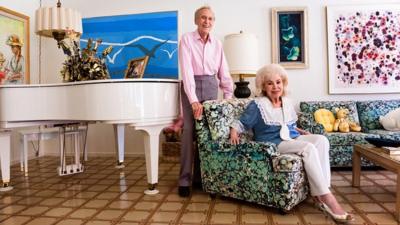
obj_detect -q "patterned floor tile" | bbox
[179,212,207,223]
[94,209,124,220]
[209,212,237,224]
[0,156,399,225]
[1,215,31,225]
[54,218,85,225]
[121,210,150,222]
[150,211,179,223]
[271,213,301,224]
[240,213,269,224]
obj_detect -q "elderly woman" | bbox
[229,64,353,223]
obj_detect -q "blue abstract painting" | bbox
[81,11,178,79]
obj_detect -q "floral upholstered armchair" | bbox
[195,98,309,211]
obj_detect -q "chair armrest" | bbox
[272,154,304,172]
[214,140,279,157]
[297,112,326,135]
[198,138,278,156]
[218,142,303,173]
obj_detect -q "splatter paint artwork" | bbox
[327,5,400,93]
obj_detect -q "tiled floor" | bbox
[0,156,399,225]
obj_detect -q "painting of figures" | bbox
[327,4,400,94]
[81,11,178,79]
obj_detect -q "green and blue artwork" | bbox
[278,13,302,62]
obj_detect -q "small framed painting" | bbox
[327,4,400,94]
[0,7,30,84]
[271,7,308,69]
[125,56,149,79]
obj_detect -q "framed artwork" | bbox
[81,11,178,79]
[271,7,308,69]
[327,4,400,94]
[0,7,30,84]
[124,56,149,79]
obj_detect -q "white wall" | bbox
[3,0,400,162]
[40,0,400,102]
[1,0,41,163]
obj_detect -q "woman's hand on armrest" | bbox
[296,127,311,135]
[230,127,240,145]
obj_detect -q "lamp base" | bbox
[234,81,251,98]
[52,31,66,48]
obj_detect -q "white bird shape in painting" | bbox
[160,48,177,59]
[106,47,124,64]
[82,35,178,64]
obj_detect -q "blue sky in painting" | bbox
[81,11,178,79]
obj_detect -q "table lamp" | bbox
[224,31,258,98]
[35,0,82,47]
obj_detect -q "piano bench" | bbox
[19,126,87,176]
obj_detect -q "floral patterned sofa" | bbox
[299,99,400,167]
[196,98,309,211]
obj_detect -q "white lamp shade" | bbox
[35,6,82,37]
[224,32,258,75]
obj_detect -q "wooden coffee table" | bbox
[352,144,400,221]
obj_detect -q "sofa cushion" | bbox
[329,145,375,167]
[356,100,400,131]
[203,98,252,141]
[325,132,379,146]
[297,112,326,134]
[300,101,359,124]
[367,129,400,141]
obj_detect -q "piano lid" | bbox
[0,79,180,125]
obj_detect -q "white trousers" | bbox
[278,134,331,196]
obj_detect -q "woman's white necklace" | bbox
[279,102,292,141]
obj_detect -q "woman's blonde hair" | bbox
[255,64,289,97]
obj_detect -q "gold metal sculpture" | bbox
[60,31,112,82]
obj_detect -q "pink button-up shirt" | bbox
[179,30,233,104]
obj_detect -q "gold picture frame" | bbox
[271,7,308,69]
[0,6,30,84]
[124,56,149,79]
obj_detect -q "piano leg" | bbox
[59,127,67,175]
[134,124,167,195]
[114,124,125,169]
[0,131,13,192]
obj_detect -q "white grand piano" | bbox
[0,79,180,194]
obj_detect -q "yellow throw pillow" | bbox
[314,108,335,132]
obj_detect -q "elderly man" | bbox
[178,5,233,197]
